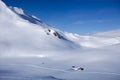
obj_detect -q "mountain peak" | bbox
[0,0,120,56]
[0,0,80,57]
[9,7,24,15]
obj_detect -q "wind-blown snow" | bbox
[0,0,120,80]
[9,7,24,15]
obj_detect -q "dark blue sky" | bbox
[3,0,120,34]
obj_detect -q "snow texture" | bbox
[0,0,120,80]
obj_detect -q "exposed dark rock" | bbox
[53,31,61,39]
[48,29,51,32]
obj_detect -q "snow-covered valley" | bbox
[0,0,120,80]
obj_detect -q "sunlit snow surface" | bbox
[0,0,120,80]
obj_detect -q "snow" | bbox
[64,32,120,48]
[9,7,24,15]
[93,29,120,37]
[0,0,79,57]
[0,0,120,80]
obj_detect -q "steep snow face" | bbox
[0,0,79,57]
[9,6,72,41]
[0,1,22,24]
[9,6,51,28]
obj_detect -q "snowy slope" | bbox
[0,0,80,57]
[93,29,120,37]
[1,0,120,54]
[0,1,120,80]
[9,6,51,28]
[64,32,120,48]
[0,0,120,60]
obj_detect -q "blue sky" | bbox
[3,0,120,34]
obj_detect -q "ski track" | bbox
[0,64,120,76]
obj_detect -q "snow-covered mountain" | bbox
[0,1,120,80]
[1,0,120,56]
[0,0,81,57]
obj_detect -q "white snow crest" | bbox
[9,6,24,15]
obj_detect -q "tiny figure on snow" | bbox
[72,65,84,71]
[78,67,84,71]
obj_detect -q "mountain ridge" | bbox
[0,0,120,57]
